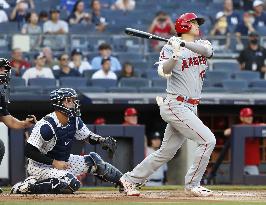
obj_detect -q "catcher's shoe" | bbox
[119,175,140,196]
[10,176,37,194]
[185,186,213,197]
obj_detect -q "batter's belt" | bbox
[167,93,200,105]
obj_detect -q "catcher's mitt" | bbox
[100,136,117,157]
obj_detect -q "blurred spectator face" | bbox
[39,11,49,22]
[151,138,161,149]
[72,54,82,67]
[60,54,69,67]
[122,63,134,77]
[94,117,106,125]
[35,56,46,67]
[254,4,264,14]
[42,47,53,60]
[240,108,253,124]
[240,116,253,124]
[102,59,111,72]
[224,0,233,12]
[17,1,28,13]
[30,12,38,24]
[12,48,23,61]
[99,48,111,58]
[243,12,255,25]
[76,1,85,12]
[248,33,259,45]
[51,11,60,21]
[217,16,228,29]
[92,0,101,12]
[124,108,138,125]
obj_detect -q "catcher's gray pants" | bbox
[124,95,216,188]
[0,138,5,165]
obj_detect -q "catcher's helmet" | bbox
[50,88,81,117]
[175,13,205,34]
[0,58,12,85]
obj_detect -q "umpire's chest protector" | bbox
[45,116,77,161]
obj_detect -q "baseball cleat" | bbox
[0,187,3,194]
[10,176,37,194]
[185,186,213,197]
[119,175,140,196]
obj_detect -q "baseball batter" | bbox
[120,13,216,197]
[11,88,123,194]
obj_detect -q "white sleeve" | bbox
[75,118,91,140]
[158,44,173,63]
[47,68,54,78]
[22,70,30,84]
[63,21,69,33]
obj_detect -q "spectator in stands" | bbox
[18,0,35,9]
[91,43,121,71]
[22,52,54,83]
[122,107,138,125]
[235,11,256,49]
[0,4,8,23]
[237,32,266,78]
[57,53,80,78]
[94,117,106,125]
[39,10,49,23]
[69,48,91,74]
[252,0,266,28]
[21,12,42,50]
[148,11,175,51]
[43,8,69,34]
[146,131,167,186]
[10,48,31,76]
[118,62,135,79]
[111,0,135,11]
[0,0,9,9]
[224,108,260,175]
[10,0,29,27]
[91,57,117,80]
[42,47,58,68]
[220,0,240,32]
[68,0,91,25]
[210,12,231,51]
[61,0,77,14]
[91,0,107,32]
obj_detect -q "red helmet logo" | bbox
[175,13,205,34]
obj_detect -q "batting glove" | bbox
[168,36,184,60]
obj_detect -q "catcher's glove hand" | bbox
[100,136,117,157]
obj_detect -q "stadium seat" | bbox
[233,71,260,81]
[119,77,150,88]
[108,86,138,93]
[144,70,160,79]
[139,87,165,93]
[69,24,95,34]
[202,86,226,93]
[117,53,144,62]
[249,80,266,88]
[28,78,57,87]
[59,77,88,88]
[91,79,117,88]
[83,69,97,78]
[222,80,248,92]
[0,22,19,33]
[10,77,26,87]
[77,86,107,93]
[205,70,231,85]
[213,62,240,71]
[152,79,167,88]
[133,61,149,70]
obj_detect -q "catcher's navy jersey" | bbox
[27,112,90,162]
[0,94,9,116]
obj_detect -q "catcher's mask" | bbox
[0,58,12,102]
[50,88,81,117]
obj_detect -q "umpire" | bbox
[0,58,36,193]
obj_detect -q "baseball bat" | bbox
[124,27,185,47]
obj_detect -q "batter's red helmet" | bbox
[124,107,138,116]
[175,13,205,34]
[240,108,253,117]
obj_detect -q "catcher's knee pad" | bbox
[0,138,5,164]
[85,152,123,185]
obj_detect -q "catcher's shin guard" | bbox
[85,152,123,185]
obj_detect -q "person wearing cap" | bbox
[56,53,80,78]
[10,48,31,76]
[224,108,260,175]
[69,49,92,75]
[252,0,266,28]
[94,117,106,125]
[43,8,69,34]
[91,43,121,71]
[146,131,167,186]
[91,57,117,80]
[210,11,231,51]
[22,52,54,84]
[123,107,138,125]
[237,32,266,78]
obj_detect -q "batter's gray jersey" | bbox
[158,40,213,99]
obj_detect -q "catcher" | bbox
[11,88,122,194]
